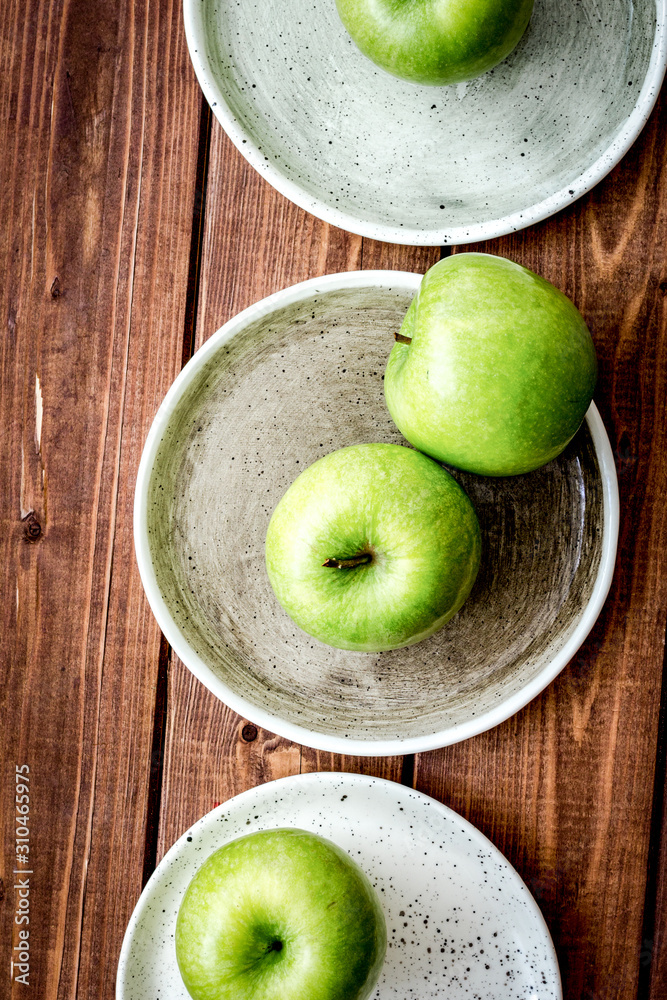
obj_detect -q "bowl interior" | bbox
[191,0,658,241]
[145,281,604,743]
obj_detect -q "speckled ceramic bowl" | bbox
[117,772,562,1000]
[134,270,619,755]
[183,0,667,244]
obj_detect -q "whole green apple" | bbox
[175,828,386,1000]
[336,0,534,86]
[265,443,480,652]
[384,254,597,476]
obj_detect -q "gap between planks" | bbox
[141,95,212,887]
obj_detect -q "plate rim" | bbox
[133,267,620,756]
[182,0,667,246]
[116,771,563,1000]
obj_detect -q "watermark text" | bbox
[12,765,32,985]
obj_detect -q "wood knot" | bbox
[241,723,258,742]
[22,511,42,541]
[659,280,667,296]
[51,276,61,299]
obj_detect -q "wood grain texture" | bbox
[415,89,667,1000]
[3,0,665,993]
[0,0,201,997]
[646,675,667,1000]
[197,134,362,333]
[156,128,439,858]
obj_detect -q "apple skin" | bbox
[384,254,597,477]
[175,828,387,1000]
[265,443,481,652]
[336,0,534,86]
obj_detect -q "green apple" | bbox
[265,443,481,652]
[384,253,597,476]
[175,828,386,1000]
[336,0,534,86]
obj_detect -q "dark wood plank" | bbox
[156,131,440,856]
[0,0,201,996]
[415,90,667,1000]
[646,676,667,1000]
[361,239,442,274]
[642,672,667,1000]
[299,750,405,782]
[196,135,362,331]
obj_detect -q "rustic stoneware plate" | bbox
[117,772,562,1000]
[182,0,667,245]
[134,270,619,756]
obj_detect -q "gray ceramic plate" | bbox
[134,270,619,755]
[183,0,667,244]
[116,772,562,1000]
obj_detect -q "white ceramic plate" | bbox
[183,0,667,245]
[116,772,562,999]
[134,269,619,756]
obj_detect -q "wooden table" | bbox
[2,2,667,998]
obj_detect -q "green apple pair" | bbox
[265,253,597,654]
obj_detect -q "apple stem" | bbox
[394,332,412,345]
[322,553,372,569]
